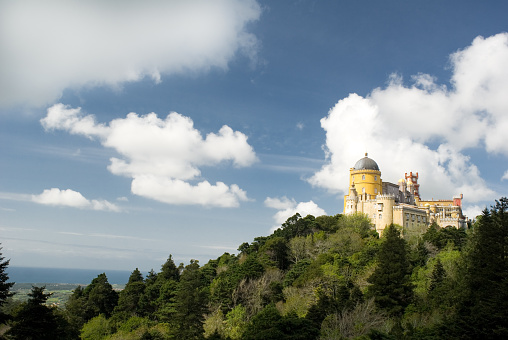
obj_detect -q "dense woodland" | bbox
[1,197,508,339]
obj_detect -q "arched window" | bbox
[362,175,365,180]
[374,175,377,181]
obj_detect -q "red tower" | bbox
[405,171,420,199]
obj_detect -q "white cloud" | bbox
[265,196,327,232]
[502,171,508,181]
[41,105,257,207]
[0,0,261,107]
[462,205,485,220]
[309,33,508,204]
[131,176,249,208]
[32,188,120,212]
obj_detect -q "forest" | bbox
[0,197,507,340]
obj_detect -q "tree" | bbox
[114,268,145,319]
[423,223,467,250]
[259,237,290,270]
[65,285,88,333]
[428,258,445,293]
[243,305,318,340]
[80,314,112,340]
[159,255,180,281]
[320,299,387,340]
[8,286,70,340]
[171,260,208,339]
[452,198,508,338]
[138,269,159,317]
[83,273,118,319]
[367,224,413,316]
[0,245,14,325]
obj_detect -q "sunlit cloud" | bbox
[41,105,257,207]
[309,33,508,204]
[32,188,121,212]
[265,196,327,232]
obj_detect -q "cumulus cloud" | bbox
[462,205,485,220]
[41,104,257,207]
[32,188,120,212]
[0,0,261,107]
[131,176,249,208]
[309,33,508,204]
[265,196,327,232]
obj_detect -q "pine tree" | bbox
[172,260,208,339]
[429,258,445,293]
[453,198,508,338]
[160,255,180,281]
[114,268,145,319]
[137,269,159,317]
[83,273,118,319]
[0,245,14,324]
[367,224,413,316]
[8,286,69,340]
[65,285,87,332]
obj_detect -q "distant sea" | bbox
[8,266,135,285]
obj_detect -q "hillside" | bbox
[1,197,508,339]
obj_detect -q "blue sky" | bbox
[1,0,507,271]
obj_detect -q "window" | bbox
[374,175,377,181]
[379,214,382,219]
[362,187,365,193]
[374,188,378,194]
[362,175,365,180]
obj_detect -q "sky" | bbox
[1,0,507,272]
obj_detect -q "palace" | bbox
[343,153,466,235]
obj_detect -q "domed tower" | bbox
[344,153,382,212]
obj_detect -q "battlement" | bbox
[376,194,396,201]
[344,154,466,234]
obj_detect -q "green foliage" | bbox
[65,285,87,332]
[13,199,508,339]
[171,260,208,339]
[137,270,159,317]
[84,273,119,320]
[159,255,180,281]
[80,314,112,340]
[428,259,445,294]
[423,223,467,250]
[259,237,290,270]
[224,305,248,339]
[450,198,508,338]
[314,214,342,233]
[338,213,376,238]
[367,224,413,317]
[243,305,318,340]
[7,286,71,340]
[0,245,14,325]
[283,259,311,287]
[272,214,321,240]
[113,268,145,320]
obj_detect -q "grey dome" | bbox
[353,153,379,171]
